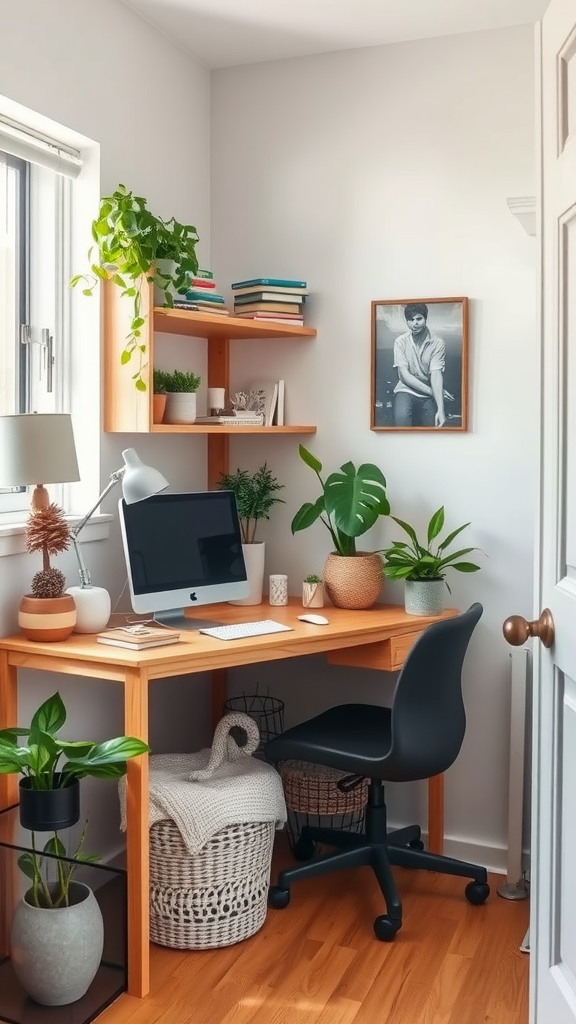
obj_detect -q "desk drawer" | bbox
[326,631,421,672]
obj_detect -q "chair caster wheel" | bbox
[373,915,402,941]
[293,838,317,861]
[269,886,291,909]
[409,839,425,850]
[465,881,490,905]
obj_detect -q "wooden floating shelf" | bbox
[154,307,316,341]
[151,424,317,435]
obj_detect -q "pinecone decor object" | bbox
[18,501,77,641]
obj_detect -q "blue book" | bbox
[231,277,307,290]
[185,290,225,303]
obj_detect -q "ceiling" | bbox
[121,0,549,70]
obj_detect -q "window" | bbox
[0,117,81,514]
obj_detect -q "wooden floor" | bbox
[101,838,529,1024]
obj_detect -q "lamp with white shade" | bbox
[0,414,168,635]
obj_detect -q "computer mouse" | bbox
[297,613,329,625]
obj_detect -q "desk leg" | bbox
[124,667,149,998]
[428,774,444,854]
[211,668,227,730]
[0,652,18,960]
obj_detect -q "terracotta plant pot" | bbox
[153,393,167,424]
[18,594,76,642]
[323,552,383,610]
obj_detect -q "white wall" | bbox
[211,25,537,868]
[0,8,536,869]
[0,0,213,854]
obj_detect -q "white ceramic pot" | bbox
[404,579,445,616]
[164,392,197,424]
[302,581,324,608]
[229,542,265,606]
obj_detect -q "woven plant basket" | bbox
[150,817,275,949]
[280,760,368,815]
[323,551,383,609]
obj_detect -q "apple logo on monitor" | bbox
[190,592,198,601]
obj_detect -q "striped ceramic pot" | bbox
[18,594,77,641]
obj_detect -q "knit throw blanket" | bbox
[119,712,287,855]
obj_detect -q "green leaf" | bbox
[291,498,325,534]
[298,444,322,474]
[0,743,29,773]
[390,517,420,548]
[0,727,29,742]
[120,350,132,365]
[135,378,147,392]
[43,835,66,858]
[30,693,65,738]
[324,462,389,538]
[427,507,445,545]
[437,523,471,553]
[17,852,41,881]
[451,562,481,573]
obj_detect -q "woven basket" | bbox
[323,551,383,609]
[150,817,275,949]
[280,759,368,815]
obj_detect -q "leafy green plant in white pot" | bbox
[218,464,285,605]
[162,369,202,424]
[0,691,149,1006]
[291,445,390,609]
[381,506,482,615]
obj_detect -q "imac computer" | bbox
[118,490,249,629]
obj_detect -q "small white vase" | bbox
[229,542,265,606]
[404,579,445,616]
[302,582,324,608]
[164,392,197,424]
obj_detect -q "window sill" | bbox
[0,514,112,557]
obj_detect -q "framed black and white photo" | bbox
[371,297,469,432]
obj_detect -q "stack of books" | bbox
[231,278,307,325]
[174,269,230,316]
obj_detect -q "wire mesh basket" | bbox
[279,759,368,849]
[224,692,285,759]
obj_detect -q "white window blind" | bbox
[0,116,82,180]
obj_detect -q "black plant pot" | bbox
[19,775,80,831]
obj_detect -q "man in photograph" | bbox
[392,302,449,427]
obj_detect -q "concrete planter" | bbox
[10,881,104,1005]
[404,579,445,616]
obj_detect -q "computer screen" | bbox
[118,490,248,626]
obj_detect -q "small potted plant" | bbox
[70,184,200,392]
[302,574,324,608]
[153,368,168,424]
[162,368,202,424]
[18,501,77,641]
[0,691,150,1006]
[291,445,391,609]
[218,464,284,605]
[381,506,482,615]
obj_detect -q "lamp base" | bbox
[66,586,111,634]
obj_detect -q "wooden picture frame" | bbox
[371,297,469,432]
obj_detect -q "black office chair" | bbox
[265,602,489,940]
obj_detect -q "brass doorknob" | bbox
[502,608,555,648]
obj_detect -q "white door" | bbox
[531,1,576,1020]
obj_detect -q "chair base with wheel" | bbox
[269,778,489,940]
[266,604,489,939]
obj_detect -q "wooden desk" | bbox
[0,600,454,998]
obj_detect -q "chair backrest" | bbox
[385,603,483,782]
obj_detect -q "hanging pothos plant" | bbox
[71,184,199,391]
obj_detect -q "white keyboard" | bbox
[199,619,293,641]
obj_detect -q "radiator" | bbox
[497,647,530,900]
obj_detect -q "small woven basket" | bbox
[280,760,368,815]
[150,817,275,949]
